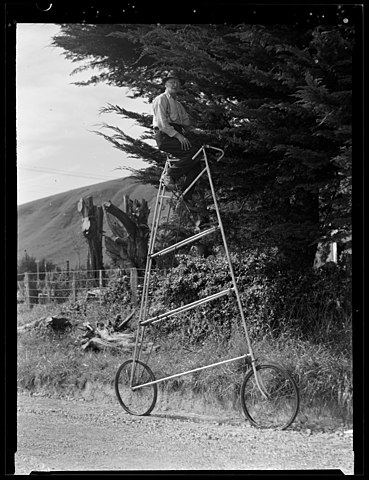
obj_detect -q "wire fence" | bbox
[17,267,149,307]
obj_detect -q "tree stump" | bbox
[103,196,150,272]
[78,196,104,280]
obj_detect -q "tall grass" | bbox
[17,254,352,424]
[17,307,352,423]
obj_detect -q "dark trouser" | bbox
[155,125,202,200]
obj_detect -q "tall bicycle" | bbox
[115,145,300,429]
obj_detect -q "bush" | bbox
[51,275,134,327]
[17,251,353,422]
[146,250,352,349]
[102,275,132,307]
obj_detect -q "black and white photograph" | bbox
[7,2,363,475]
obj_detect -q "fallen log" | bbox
[81,336,159,352]
[18,316,72,333]
[79,321,159,352]
[17,317,47,332]
[116,310,136,330]
[81,337,134,351]
[94,327,135,343]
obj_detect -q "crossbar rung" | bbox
[140,287,234,326]
[181,167,207,200]
[150,226,218,259]
[131,354,250,390]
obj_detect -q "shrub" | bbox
[145,250,352,348]
[53,275,134,327]
[17,251,353,422]
[102,275,132,306]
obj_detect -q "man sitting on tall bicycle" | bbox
[152,71,202,203]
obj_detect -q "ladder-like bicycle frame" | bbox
[129,144,266,396]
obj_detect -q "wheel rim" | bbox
[241,364,299,430]
[115,360,157,416]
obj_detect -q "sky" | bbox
[16,23,152,206]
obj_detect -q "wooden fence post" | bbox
[24,272,38,308]
[99,269,103,305]
[24,272,30,309]
[45,271,50,303]
[130,268,138,306]
[65,260,70,300]
[72,272,76,302]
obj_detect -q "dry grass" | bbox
[17,300,353,424]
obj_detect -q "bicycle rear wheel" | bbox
[240,363,299,430]
[115,359,157,416]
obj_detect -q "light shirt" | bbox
[152,92,191,137]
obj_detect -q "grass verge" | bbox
[17,304,352,427]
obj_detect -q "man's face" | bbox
[165,79,181,95]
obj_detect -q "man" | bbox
[152,72,202,202]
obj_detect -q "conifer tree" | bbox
[52,21,353,270]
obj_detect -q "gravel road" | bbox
[14,393,354,474]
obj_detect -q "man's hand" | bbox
[175,132,191,150]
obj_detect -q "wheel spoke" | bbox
[115,360,157,416]
[241,364,299,430]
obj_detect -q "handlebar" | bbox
[203,145,225,162]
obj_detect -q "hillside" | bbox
[17,176,158,268]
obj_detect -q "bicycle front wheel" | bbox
[240,363,299,430]
[115,359,158,416]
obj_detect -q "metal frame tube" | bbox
[141,288,234,326]
[131,354,250,390]
[191,145,206,161]
[203,144,225,162]
[150,226,218,259]
[202,149,264,393]
[181,166,207,200]
[203,150,255,356]
[132,175,169,373]
[131,146,265,396]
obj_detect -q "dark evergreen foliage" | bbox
[52,22,353,271]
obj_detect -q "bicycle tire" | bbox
[240,363,299,430]
[115,359,158,416]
